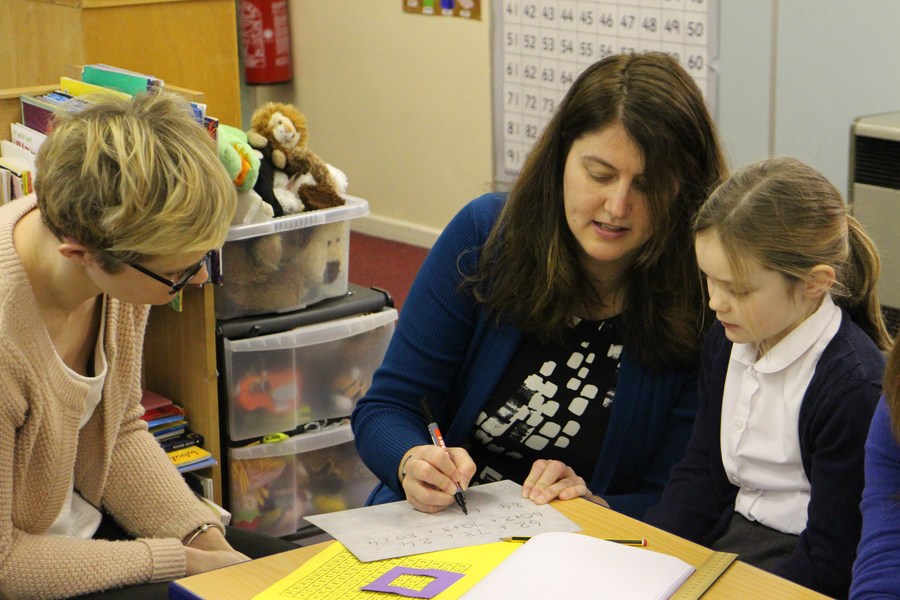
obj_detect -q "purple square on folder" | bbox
[360,566,464,598]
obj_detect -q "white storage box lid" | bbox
[231,423,355,460]
[225,195,369,242]
[223,308,397,353]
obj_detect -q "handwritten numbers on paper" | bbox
[363,508,547,552]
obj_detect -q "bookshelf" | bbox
[0,0,242,503]
[0,0,241,126]
[0,85,225,503]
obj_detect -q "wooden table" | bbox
[170,498,829,598]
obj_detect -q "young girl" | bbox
[851,330,900,598]
[645,157,891,598]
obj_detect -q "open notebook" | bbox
[462,531,695,600]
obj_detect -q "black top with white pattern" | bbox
[467,316,622,486]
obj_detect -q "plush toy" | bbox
[308,460,349,514]
[253,143,302,218]
[296,221,345,298]
[217,124,273,225]
[230,456,288,532]
[217,224,317,317]
[247,102,346,214]
[284,167,347,212]
[331,367,366,416]
[218,123,259,192]
[218,213,348,317]
[216,104,352,317]
[234,367,298,415]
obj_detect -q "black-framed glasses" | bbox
[128,250,214,295]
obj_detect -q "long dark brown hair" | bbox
[468,52,727,369]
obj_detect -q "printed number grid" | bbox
[496,0,716,177]
[271,548,474,599]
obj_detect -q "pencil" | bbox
[501,536,648,546]
[604,538,648,547]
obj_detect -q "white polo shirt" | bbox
[719,294,841,535]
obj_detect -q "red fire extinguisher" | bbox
[239,0,293,84]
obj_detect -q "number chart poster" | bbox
[403,0,482,20]
[493,0,718,181]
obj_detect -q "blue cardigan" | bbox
[351,193,700,520]
[850,397,900,599]
[645,317,885,599]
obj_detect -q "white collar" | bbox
[731,294,840,373]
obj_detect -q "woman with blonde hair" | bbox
[0,91,294,599]
[646,156,890,598]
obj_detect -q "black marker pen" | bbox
[419,397,468,515]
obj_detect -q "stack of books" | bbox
[3,63,218,208]
[0,130,37,205]
[141,390,216,473]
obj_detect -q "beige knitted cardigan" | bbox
[0,197,222,599]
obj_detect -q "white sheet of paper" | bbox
[304,480,581,562]
[461,531,696,600]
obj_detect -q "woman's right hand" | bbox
[398,445,476,513]
[184,546,250,576]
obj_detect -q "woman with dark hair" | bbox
[352,52,728,519]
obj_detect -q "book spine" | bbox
[161,432,205,453]
[20,96,56,135]
[167,445,211,466]
[177,456,217,473]
[60,76,131,100]
[82,65,155,96]
[10,123,47,154]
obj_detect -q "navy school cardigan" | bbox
[645,316,885,598]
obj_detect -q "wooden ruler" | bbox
[671,551,739,599]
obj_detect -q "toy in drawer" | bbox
[229,424,379,538]
[223,308,397,441]
[215,195,369,320]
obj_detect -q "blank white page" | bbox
[462,531,695,600]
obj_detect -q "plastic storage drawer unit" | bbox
[223,308,397,441]
[215,195,369,320]
[229,424,379,538]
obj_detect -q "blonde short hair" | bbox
[35,90,236,271]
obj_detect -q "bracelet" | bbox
[399,453,414,482]
[184,522,215,547]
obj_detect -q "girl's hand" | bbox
[398,445,476,514]
[522,459,590,504]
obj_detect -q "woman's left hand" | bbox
[184,526,250,557]
[521,459,590,504]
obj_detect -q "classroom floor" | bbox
[348,231,429,312]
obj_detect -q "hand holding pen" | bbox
[419,397,468,515]
[397,398,475,515]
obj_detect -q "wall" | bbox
[244,2,493,247]
[717,0,900,194]
[243,0,900,247]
